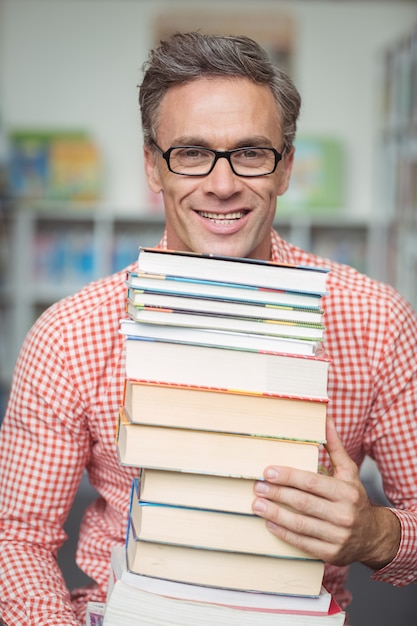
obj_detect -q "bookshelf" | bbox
[378,24,417,310]
[1,207,166,388]
[0,205,393,391]
[0,177,12,416]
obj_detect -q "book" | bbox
[116,408,320,477]
[126,302,325,341]
[104,576,345,626]
[126,271,324,310]
[127,288,324,324]
[278,137,345,214]
[105,541,344,625]
[129,477,314,560]
[123,380,327,442]
[48,135,101,203]
[125,517,325,598]
[137,247,329,296]
[138,468,259,515]
[85,601,105,626]
[8,129,101,203]
[124,338,330,399]
[120,318,321,356]
[9,130,49,199]
[107,543,334,614]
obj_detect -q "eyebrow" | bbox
[170,135,274,149]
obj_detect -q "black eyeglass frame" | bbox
[151,141,284,177]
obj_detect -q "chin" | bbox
[206,244,257,259]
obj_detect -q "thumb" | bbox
[325,415,358,481]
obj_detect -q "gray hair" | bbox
[138,31,301,153]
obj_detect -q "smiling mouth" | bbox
[197,210,248,224]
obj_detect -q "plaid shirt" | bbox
[1,230,417,626]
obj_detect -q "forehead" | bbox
[155,77,282,148]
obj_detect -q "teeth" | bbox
[199,210,245,223]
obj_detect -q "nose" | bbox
[202,154,240,198]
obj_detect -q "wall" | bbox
[0,0,416,214]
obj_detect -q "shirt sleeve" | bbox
[372,509,417,585]
[363,292,417,586]
[0,309,91,626]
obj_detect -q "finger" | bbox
[265,520,348,564]
[325,416,358,481]
[253,497,350,553]
[256,467,352,505]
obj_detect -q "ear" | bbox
[144,145,163,194]
[276,146,295,196]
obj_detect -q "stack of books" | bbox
[100,544,345,626]
[103,247,345,625]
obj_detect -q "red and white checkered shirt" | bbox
[1,229,417,626]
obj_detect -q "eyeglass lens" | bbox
[169,147,277,176]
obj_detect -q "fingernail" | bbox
[265,468,278,480]
[255,481,269,495]
[253,499,267,513]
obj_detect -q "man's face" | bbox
[144,77,294,260]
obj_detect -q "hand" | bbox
[252,416,401,569]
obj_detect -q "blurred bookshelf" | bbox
[0,204,393,394]
[0,206,166,388]
[378,23,417,310]
[3,28,417,398]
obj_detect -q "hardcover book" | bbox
[137,247,329,295]
[124,337,330,399]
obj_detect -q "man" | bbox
[1,32,416,626]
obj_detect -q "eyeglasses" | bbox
[152,141,283,177]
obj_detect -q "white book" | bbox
[137,248,329,296]
[119,318,321,356]
[123,336,330,399]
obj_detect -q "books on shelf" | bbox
[103,545,345,626]
[120,317,321,355]
[9,131,49,199]
[48,135,101,203]
[124,337,330,398]
[130,477,313,559]
[9,129,101,203]
[136,247,329,295]
[126,270,324,309]
[123,379,327,442]
[116,408,320,476]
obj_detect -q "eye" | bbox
[241,148,261,159]
[233,148,266,164]
[175,147,211,161]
